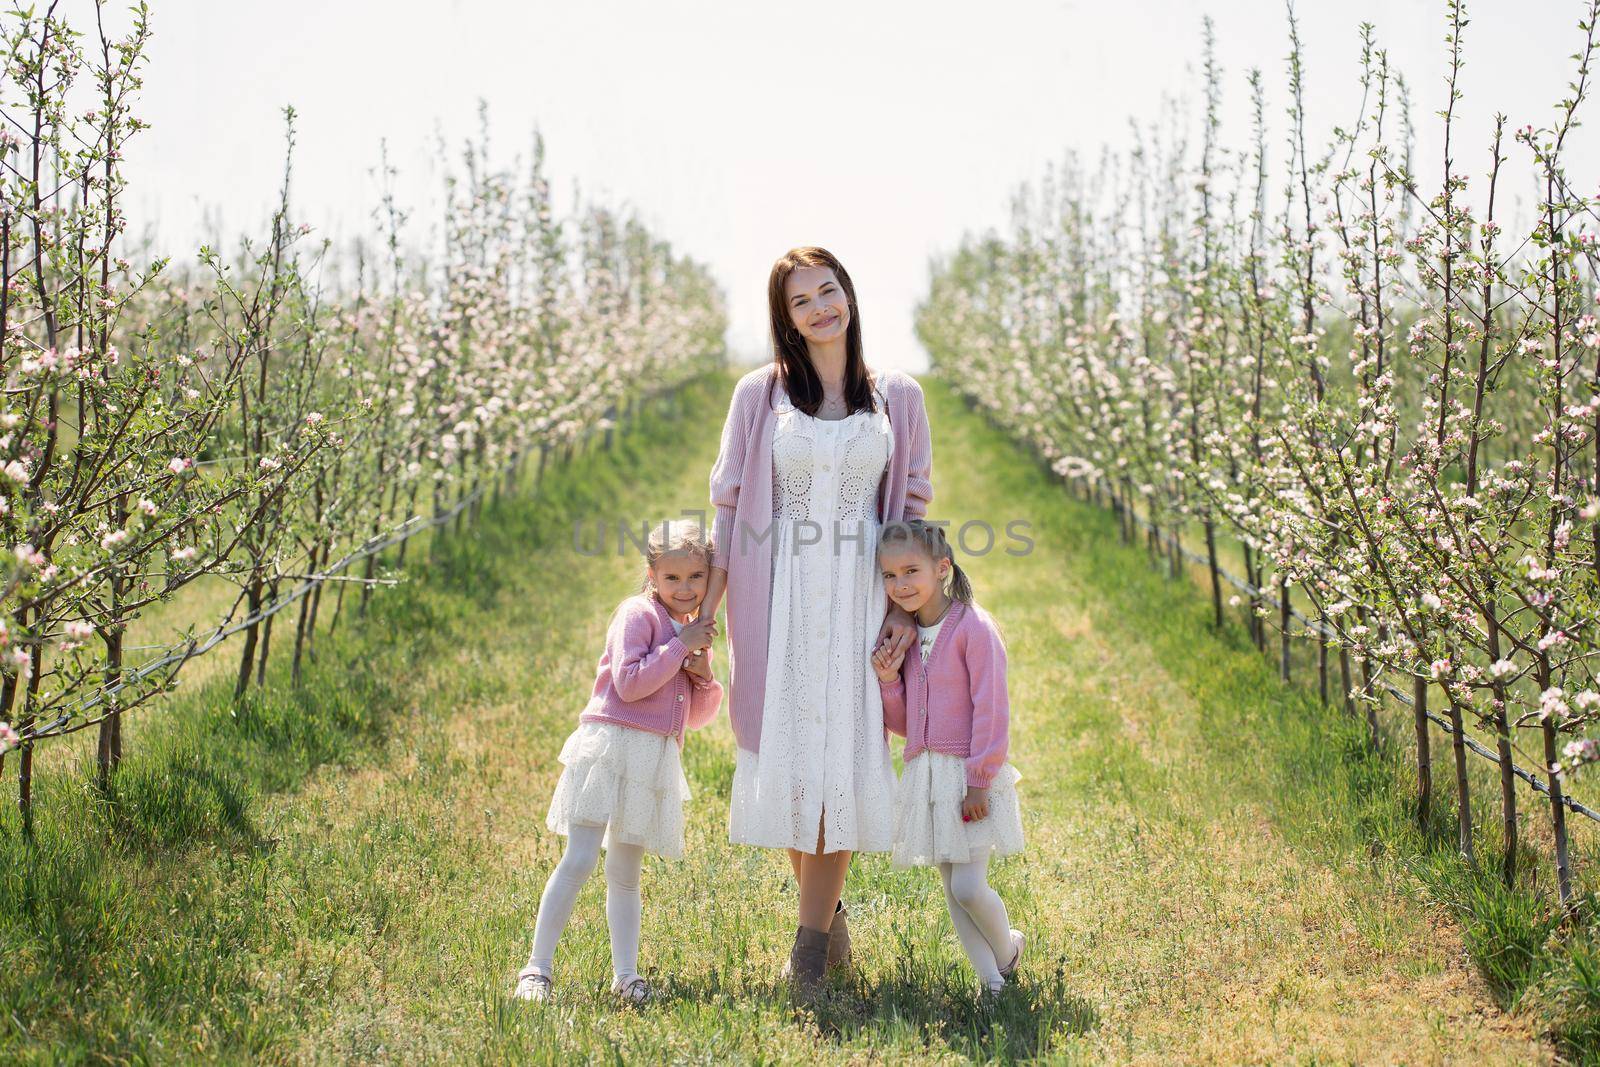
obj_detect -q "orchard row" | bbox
[918,2,1600,903]
[0,3,726,828]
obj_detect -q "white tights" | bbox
[938,855,1015,988]
[520,822,646,987]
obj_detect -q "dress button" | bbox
[676,694,684,702]
[821,463,831,471]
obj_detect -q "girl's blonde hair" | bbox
[877,519,974,604]
[638,517,715,594]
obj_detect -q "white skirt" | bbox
[545,721,691,859]
[891,751,1024,868]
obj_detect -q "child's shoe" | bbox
[998,929,1025,980]
[612,974,652,1006]
[512,973,552,1003]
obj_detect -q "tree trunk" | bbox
[96,595,124,788]
[1339,646,1354,717]
[1360,654,1381,752]
[1204,519,1222,629]
[235,581,262,701]
[1448,698,1475,865]
[1492,701,1518,888]
[1242,543,1260,646]
[291,565,313,687]
[1278,582,1291,682]
[1413,674,1431,829]
[1542,717,1575,907]
[255,579,281,688]
[1317,628,1329,705]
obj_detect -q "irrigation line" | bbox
[13,373,699,748]
[17,474,497,744]
[1116,501,1600,825]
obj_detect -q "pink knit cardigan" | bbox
[879,599,1010,788]
[578,592,723,744]
[708,363,934,754]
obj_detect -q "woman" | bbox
[701,246,933,1000]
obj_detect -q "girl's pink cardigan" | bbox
[578,592,723,744]
[708,363,934,754]
[879,599,1010,788]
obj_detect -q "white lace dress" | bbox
[728,383,898,853]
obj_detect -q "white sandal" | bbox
[612,975,652,1005]
[998,929,1025,980]
[512,973,553,1003]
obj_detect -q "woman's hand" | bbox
[877,604,916,663]
[871,642,905,684]
[678,617,717,653]
[961,786,990,823]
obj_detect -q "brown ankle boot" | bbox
[826,904,851,974]
[787,925,830,1004]
[782,901,851,978]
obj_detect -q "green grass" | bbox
[0,368,1574,1063]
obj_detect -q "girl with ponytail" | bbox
[872,519,1026,995]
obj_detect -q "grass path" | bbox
[2,370,1555,1063]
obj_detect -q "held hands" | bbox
[871,640,906,684]
[877,606,916,663]
[961,786,990,823]
[678,617,717,654]
[683,648,713,681]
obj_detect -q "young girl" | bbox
[513,519,723,1006]
[872,519,1025,994]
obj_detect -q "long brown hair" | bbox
[766,246,876,417]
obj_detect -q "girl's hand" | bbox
[961,786,990,823]
[683,649,713,680]
[871,642,905,684]
[678,617,717,652]
[877,605,916,662]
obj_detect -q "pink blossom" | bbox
[1541,687,1571,722]
[1562,737,1599,769]
[1538,630,1569,652]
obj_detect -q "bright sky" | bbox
[119,0,1599,372]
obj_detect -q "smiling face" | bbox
[783,265,851,348]
[650,548,709,617]
[879,540,951,618]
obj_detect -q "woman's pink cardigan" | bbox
[708,363,934,754]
